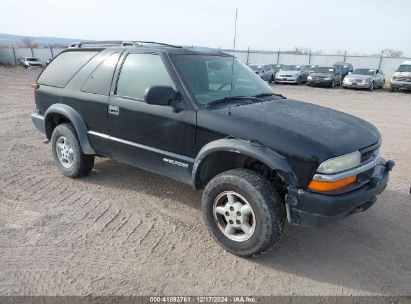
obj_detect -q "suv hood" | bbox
[392,71,411,78]
[198,98,380,163]
[277,71,301,77]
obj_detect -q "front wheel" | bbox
[51,123,94,178]
[330,80,335,88]
[369,81,374,91]
[202,169,285,257]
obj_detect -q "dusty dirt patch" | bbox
[0,67,410,296]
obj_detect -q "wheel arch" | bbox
[44,104,95,155]
[192,138,297,190]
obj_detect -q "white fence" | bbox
[0,47,65,65]
[0,46,410,79]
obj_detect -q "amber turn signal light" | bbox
[308,175,356,192]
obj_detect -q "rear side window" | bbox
[81,53,121,95]
[116,53,174,100]
[37,51,98,88]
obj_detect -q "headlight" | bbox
[343,77,350,82]
[307,75,312,80]
[364,78,371,83]
[317,151,361,174]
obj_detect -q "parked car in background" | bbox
[269,64,282,77]
[302,65,318,75]
[343,68,385,91]
[248,64,275,82]
[333,62,353,79]
[20,57,43,69]
[275,65,309,84]
[306,67,342,88]
[390,61,411,92]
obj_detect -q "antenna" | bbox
[229,8,238,100]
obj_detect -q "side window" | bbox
[116,53,174,100]
[37,51,98,88]
[81,53,121,95]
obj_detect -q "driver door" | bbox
[107,51,196,183]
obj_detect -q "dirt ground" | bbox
[0,67,410,296]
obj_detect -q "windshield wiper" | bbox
[206,96,264,108]
[253,92,287,99]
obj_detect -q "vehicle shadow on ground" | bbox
[84,158,203,210]
[85,159,410,294]
[254,189,411,294]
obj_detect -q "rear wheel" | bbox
[390,86,395,92]
[202,169,285,257]
[269,74,274,83]
[51,123,94,178]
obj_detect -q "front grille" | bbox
[393,76,411,82]
[360,142,380,163]
[282,75,292,77]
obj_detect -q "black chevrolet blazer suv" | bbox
[31,41,394,257]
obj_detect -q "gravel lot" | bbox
[0,67,410,296]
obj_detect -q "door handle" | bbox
[108,105,119,115]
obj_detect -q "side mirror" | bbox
[144,85,179,107]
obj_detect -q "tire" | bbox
[330,80,335,88]
[202,169,285,257]
[369,82,374,91]
[297,77,301,85]
[51,123,94,178]
[390,86,395,92]
[380,80,385,89]
[269,74,274,83]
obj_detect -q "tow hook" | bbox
[384,160,395,171]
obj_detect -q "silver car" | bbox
[275,65,309,84]
[343,68,385,91]
[248,64,275,82]
[20,57,43,69]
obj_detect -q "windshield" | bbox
[282,65,301,71]
[171,55,273,105]
[248,64,262,72]
[352,69,375,75]
[27,57,40,61]
[397,65,411,72]
[304,65,317,72]
[316,67,334,74]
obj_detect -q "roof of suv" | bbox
[66,41,231,57]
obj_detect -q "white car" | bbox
[21,57,43,69]
[390,61,411,92]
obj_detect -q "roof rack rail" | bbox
[133,41,182,48]
[68,41,135,48]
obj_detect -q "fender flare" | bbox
[192,138,298,189]
[44,103,95,155]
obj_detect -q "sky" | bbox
[1,0,411,56]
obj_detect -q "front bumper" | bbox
[285,159,394,227]
[307,79,332,86]
[390,81,411,90]
[275,77,299,84]
[343,81,371,89]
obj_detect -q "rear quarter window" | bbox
[81,53,121,95]
[37,51,98,88]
